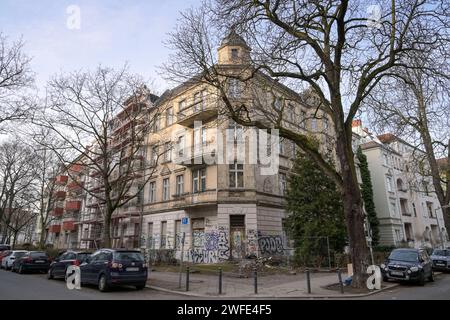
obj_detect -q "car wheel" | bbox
[98,275,109,292]
[428,270,434,282]
[47,268,54,280]
[135,284,146,290]
[418,271,425,286]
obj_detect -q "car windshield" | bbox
[432,249,450,256]
[388,250,418,262]
[113,252,143,262]
[14,252,26,257]
[30,252,47,258]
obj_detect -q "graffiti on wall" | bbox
[258,235,284,255]
[204,231,219,251]
[218,227,230,260]
[189,248,218,264]
[246,229,258,257]
[192,230,205,248]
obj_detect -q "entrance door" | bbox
[230,215,245,260]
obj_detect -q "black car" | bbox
[48,250,92,280]
[0,244,11,252]
[80,249,148,292]
[430,249,450,272]
[381,248,434,285]
[12,251,51,274]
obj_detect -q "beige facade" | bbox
[353,121,448,248]
[139,31,332,263]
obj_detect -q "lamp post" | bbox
[435,205,450,249]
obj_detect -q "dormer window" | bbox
[231,48,239,59]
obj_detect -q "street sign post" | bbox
[178,217,189,288]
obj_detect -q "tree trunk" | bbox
[336,127,369,288]
[103,209,112,248]
[38,219,47,249]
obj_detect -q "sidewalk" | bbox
[146,269,398,298]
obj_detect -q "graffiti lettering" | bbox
[258,235,284,255]
[189,249,218,264]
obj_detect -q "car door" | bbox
[91,251,108,282]
[80,251,98,284]
[53,253,67,276]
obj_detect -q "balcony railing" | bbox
[62,220,77,232]
[51,207,64,217]
[65,200,82,211]
[173,143,216,166]
[177,101,217,127]
[49,224,61,233]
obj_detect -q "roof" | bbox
[359,141,381,150]
[219,28,251,51]
[377,133,397,144]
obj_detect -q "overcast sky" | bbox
[0,0,200,95]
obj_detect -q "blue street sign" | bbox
[182,217,189,225]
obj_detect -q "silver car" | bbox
[430,249,450,271]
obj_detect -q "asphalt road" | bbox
[1,267,449,300]
[0,268,189,300]
[359,272,450,300]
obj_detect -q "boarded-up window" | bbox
[191,218,205,248]
[230,215,245,227]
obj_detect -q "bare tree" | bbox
[40,65,162,248]
[0,33,34,130]
[365,46,450,233]
[162,0,449,287]
[0,140,38,244]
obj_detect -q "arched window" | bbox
[396,178,404,191]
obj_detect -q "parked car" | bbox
[0,244,11,252]
[48,250,92,280]
[79,249,148,292]
[11,251,51,274]
[1,250,27,270]
[0,250,12,267]
[380,248,434,285]
[430,248,450,272]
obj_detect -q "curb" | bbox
[145,282,400,299]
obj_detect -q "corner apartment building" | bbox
[139,31,333,263]
[353,121,448,248]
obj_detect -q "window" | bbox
[286,104,294,122]
[279,138,285,155]
[279,173,287,195]
[427,202,434,218]
[274,97,282,110]
[154,115,161,132]
[300,110,307,129]
[390,201,398,217]
[412,203,417,217]
[193,92,201,112]
[179,99,186,112]
[160,221,167,249]
[231,48,238,59]
[176,175,184,196]
[229,162,244,188]
[193,168,206,193]
[310,117,318,131]
[166,107,174,126]
[395,229,402,242]
[151,145,158,165]
[386,176,394,192]
[147,222,154,247]
[383,154,389,166]
[163,178,170,201]
[163,142,171,162]
[323,117,329,132]
[201,127,207,145]
[149,181,156,203]
[229,121,243,144]
[177,135,185,157]
[229,79,241,98]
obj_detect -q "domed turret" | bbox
[218,28,251,65]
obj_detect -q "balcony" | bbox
[65,200,81,211]
[177,101,217,127]
[53,190,66,199]
[67,181,84,192]
[174,144,216,167]
[55,175,68,185]
[52,207,64,217]
[62,220,77,231]
[173,190,217,209]
[49,224,61,233]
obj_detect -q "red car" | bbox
[0,251,12,267]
